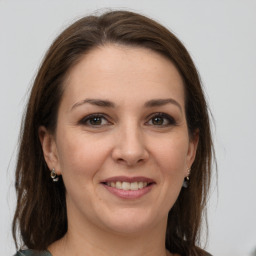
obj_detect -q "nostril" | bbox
[116,157,145,166]
[116,158,126,163]
[111,143,149,166]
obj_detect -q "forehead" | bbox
[62,44,185,109]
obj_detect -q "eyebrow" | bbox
[71,98,182,112]
[71,99,115,111]
[144,98,182,112]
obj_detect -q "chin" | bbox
[106,220,152,235]
[98,208,164,235]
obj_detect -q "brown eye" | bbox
[152,117,164,125]
[147,113,176,127]
[89,117,103,125]
[79,114,110,127]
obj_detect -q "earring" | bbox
[182,168,191,188]
[50,168,59,182]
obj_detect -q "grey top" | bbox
[14,250,52,256]
[15,248,212,256]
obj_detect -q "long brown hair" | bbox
[13,10,214,255]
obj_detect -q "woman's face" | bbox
[41,45,198,235]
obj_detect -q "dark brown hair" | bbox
[13,10,214,256]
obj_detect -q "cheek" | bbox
[56,130,111,179]
[147,135,189,216]
[151,134,189,175]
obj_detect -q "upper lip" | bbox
[101,176,155,184]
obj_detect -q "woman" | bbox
[13,10,213,256]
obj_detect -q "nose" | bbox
[111,124,149,167]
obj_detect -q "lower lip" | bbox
[102,184,154,199]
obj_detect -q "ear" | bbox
[185,129,199,176]
[38,126,61,175]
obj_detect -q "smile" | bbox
[101,176,155,199]
[106,181,148,191]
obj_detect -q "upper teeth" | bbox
[107,181,148,191]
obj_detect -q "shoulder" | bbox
[14,249,52,256]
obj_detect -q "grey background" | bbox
[1,1,256,255]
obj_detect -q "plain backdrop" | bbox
[1,1,256,255]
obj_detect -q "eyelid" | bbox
[145,112,177,126]
[78,113,112,126]
[78,112,176,127]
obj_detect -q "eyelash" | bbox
[78,113,176,128]
[79,114,111,127]
[146,112,177,127]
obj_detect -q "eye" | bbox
[79,114,110,127]
[146,113,176,127]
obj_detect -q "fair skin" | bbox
[39,45,198,256]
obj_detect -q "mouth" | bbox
[102,181,150,191]
[100,176,155,199]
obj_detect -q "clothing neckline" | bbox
[18,249,52,256]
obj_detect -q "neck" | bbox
[49,215,170,256]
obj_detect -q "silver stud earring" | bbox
[50,168,59,182]
[183,168,191,188]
